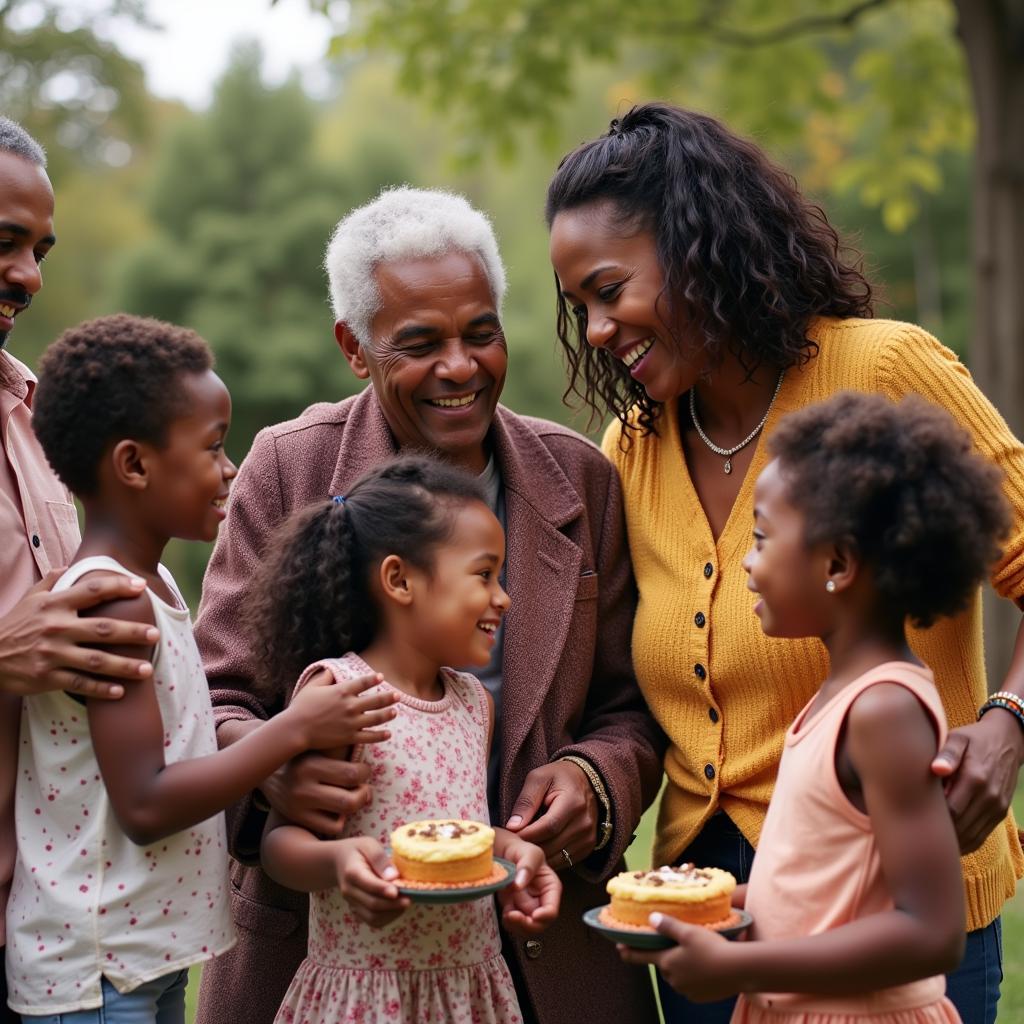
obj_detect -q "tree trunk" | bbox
[953,0,1024,688]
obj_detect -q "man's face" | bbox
[338,250,508,475]
[0,152,55,350]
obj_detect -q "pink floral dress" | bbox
[274,653,522,1024]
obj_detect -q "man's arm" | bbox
[1,690,20,942]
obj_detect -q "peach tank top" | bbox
[743,662,951,1016]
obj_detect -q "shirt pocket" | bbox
[576,570,599,602]
[46,500,80,565]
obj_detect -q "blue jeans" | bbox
[946,917,1003,1024]
[657,813,1002,1024]
[2,946,19,1024]
[22,970,188,1024]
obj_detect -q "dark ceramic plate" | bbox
[394,856,516,905]
[583,906,753,949]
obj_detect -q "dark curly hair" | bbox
[32,314,213,496]
[545,103,874,439]
[245,454,489,702]
[769,392,1010,628]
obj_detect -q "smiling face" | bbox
[742,458,834,639]
[549,200,704,404]
[408,500,510,668]
[141,370,237,543]
[338,250,508,475]
[0,152,55,350]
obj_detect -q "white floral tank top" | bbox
[5,556,234,1014]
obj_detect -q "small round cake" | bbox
[390,819,495,884]
[606,864,737,927]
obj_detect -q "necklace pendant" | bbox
[724,458,732,475]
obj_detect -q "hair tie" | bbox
[332,495,346,505]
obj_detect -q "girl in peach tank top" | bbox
[620,393,1014,1023]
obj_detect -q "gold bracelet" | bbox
[560,754,613,851]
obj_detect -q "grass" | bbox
[183,786,1023,1022]
[995,783,1024,1021]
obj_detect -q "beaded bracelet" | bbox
[978,691,1024,735]
[988,690,1024,712]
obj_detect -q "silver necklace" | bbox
[689,371,785,475]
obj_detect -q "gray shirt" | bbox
[456,455,505,814]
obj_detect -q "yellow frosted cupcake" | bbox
[391,819,495,884]
[606,864,736,927]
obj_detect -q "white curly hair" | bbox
[324,186,507,345]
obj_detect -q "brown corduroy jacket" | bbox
[193,388,665,1024]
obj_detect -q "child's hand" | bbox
[617,914,740,1002]
[287,670,399,751]
[493,828,562,937]
[334,837,410,928]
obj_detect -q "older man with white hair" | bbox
[193,187,664,1024]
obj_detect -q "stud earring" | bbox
[825,580,836,593]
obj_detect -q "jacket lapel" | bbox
[327,387,399,496]
[324,395,587,786]
[492,407,586,781]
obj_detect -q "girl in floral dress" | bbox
[620,393,1013,1024]
[252,455,561,1024]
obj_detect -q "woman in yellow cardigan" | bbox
[546,103,1024,1024]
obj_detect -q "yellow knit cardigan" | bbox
[603,317,1024,932]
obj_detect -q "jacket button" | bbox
[703,562,714,579]
[31,534,40,548]
[704,763,716,780]
[694,612,706,628]
[524,939,543,959]
[694,664,707,680]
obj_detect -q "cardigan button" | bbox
[708,707,719,724]
[704,763,716,781]
[524,939,543,959]
[694,612,706,628]
[703,562,714,579]
[694,664,707,681]
[31,534,40,548]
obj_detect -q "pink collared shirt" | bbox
[0,351,80,946]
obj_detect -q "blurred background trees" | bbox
[1,0,999,630]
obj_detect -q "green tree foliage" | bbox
[329,0,969,238]
[0,0,151,176]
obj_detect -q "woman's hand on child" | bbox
[288,670,399,751]
[617,914,739,1002]
[334,837,410,928]
[504,759,599,869]
[493,828,562,937]
[932,713,1024,853]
